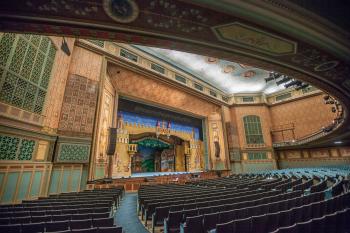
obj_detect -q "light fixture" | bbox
[284,80,302,88]
[276,77,291,85]
[61,37,71,56]
[295,83,309,91]
[334,141,342,144]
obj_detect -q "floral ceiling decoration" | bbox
[135,46,286,94]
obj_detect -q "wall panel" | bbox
[48,165,83,194]
[17,171,31,201]
[30,171,43,198]
[48,169,61,194]
[2,172,19,203]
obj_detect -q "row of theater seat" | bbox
[0,223,122,233]
[141,176,290,219]
[145,188,274,223]
[0,202,112,213]
[153,189,287,230]
[270,208,350,233]
[213,195,350,233]
[0,207,110,219]
[0,187,124,233]
[170,191,327,233]
[0,212,110,224]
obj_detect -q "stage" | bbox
[130,171,202,178]
[89,170,230,192]
[112,171,203,178]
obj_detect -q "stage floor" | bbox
[111,171,203,179]
[130,171,197,178]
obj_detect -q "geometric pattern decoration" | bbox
[0,33,56,114]
[212,22,297,56]
[57,143,90,163]
[0,135,36,160]
[87,39,104,48]
[58,74,98,136]
[248,151,267,160]
[243,115,264,144]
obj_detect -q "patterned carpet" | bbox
[115,192,149,233]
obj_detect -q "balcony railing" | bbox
[273,120,343,148]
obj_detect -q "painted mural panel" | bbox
[208,112,227,170]
[112,98,204,176]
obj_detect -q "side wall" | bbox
[277,147,350,168]
[228,105,277,173]
[269,94,336,141]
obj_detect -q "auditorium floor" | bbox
[115,192,149,233]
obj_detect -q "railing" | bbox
[273,121,342,148]
[128,144,138,153]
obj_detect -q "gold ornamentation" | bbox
[212,22,297,55]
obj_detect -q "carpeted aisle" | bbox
[115,192,149,233]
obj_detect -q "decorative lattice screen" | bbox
[0,33,57,114]
[0,135,36,160]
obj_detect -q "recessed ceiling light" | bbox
[334,141,342,144]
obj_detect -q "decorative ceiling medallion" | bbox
[314,60,339,72]
[212,22,297,56]
[103,0,139,23]
[206,57,219,64]
[223,65,235,73]
[242,70,256,78]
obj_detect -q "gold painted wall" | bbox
[269,94,336,141]
[175,144,185,171]
[232,105,273,148]
[93,76,115,179]
[42,37,75,134]
[108,64,220,117]
[277,147,350,168]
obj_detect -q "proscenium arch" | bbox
[1,0,349,146]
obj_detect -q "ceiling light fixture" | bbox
[334,141,342,144]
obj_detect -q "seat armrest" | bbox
[164,218,169,233]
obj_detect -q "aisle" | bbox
[115,192,149,233]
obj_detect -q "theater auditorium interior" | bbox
[0,0,350,233]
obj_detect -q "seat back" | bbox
[233,217,251,233]
[203,212,219,232]
[184,215,204,233]
[216,220,234,233]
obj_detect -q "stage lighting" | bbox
[331,107,337,113]
[265,76,275,83]
[323,95,330,101]
[284,80,302,88]
[276,77,291,85]
[295,83,309,91]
